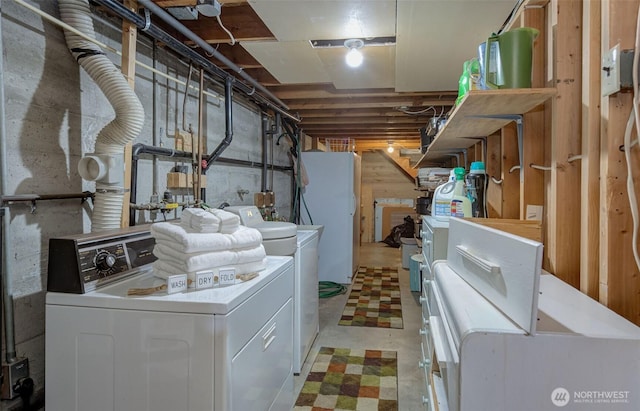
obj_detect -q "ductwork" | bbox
[59,0,144,232]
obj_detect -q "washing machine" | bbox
[225,206,320,374]
[45,227,295,411]
[292,229,319,374]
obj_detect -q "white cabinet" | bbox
[419,218,640,411]
[46,256,295,411]
[421,216,449,280]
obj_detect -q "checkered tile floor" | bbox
[338,267,403,329]
[294,347,398,411]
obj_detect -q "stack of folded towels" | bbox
[151,207,266,287]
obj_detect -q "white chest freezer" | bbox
[419,218,640,411]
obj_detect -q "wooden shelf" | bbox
[416,88,556,166]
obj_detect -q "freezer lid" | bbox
[433,261,525,350]
[444,218,543,334]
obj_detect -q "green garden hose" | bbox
[319,281,348,298]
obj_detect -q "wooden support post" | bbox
[120,0,137,227]
[521,8,547,220]
[501,123,520,219]
[361,184,374,243]
[486,132,502,217]
[580,0,601,300]
[548,0,582,288]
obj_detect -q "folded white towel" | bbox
[153,244,266,273]
[153,257,267,287]
[191,209,220,225]
[180,208,221,233]
[151,223,262,254]
[228,226,263,249]
[180,209,193,228]
[211,209,241,233]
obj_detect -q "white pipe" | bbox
[0,2,17,363]
[15,0,221,101]
[59,0,144,232]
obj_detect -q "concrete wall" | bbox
[0,1,294,405]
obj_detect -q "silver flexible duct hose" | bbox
[59,0,144,231]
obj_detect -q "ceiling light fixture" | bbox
[344,38,364,68]
[387,141,394,153]
[197,0,222,17]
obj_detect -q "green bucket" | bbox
[485,27,539,89]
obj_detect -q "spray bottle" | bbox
[450,167,472,218]
[432,169,456,221]
[465,161,488,218]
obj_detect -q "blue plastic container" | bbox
[409,254,424,292]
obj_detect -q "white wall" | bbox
[0,1,294,404]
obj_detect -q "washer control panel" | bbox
[48,225,156,293]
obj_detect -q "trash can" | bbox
[409,254,424,292]
[401,238,418,269]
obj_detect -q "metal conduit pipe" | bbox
[131,144,293,171]
[204,76,234,171]
[261,114,269,192]
[136,0,288,110]
[128,143,292,224]
[2,193,94,204]
[0,4,16,364]
[0,208,4,376]
[91,0,300,124]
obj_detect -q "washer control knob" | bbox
[95,251,117,271]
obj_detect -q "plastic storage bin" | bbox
[401,238,418,269]
[409,254,424,292]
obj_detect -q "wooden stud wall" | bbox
[486,132,502,217]
[501,123,520,219]
[547,0,582,288]
[521,9,547,221]
[581,0,601,300]
[120,0,138,228]
[601,0,640,324]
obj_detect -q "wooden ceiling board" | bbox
[316,45,396,89]
[395,0,519,92]
[247,0,396,41]
[241,41,331,83]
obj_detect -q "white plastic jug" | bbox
[432,170,456,221]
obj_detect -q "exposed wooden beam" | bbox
[270,84,458,100]
[295,108,442,118]
[207,43,262,69]
[303,131,421,138]
[301,116,430,125]
[286,97,457,110]
[152,1,248,9]
[182,5,274,43]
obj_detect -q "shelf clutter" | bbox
[416,88,556,167]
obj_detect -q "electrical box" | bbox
[602,44,621,97]
[620,49,637,90]
[1,358,29,400]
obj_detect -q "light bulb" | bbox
[387,145,394,153]
[345,48,363,68]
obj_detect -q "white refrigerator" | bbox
[301,152,361,284]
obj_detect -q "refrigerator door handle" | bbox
[351,193,356,216]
